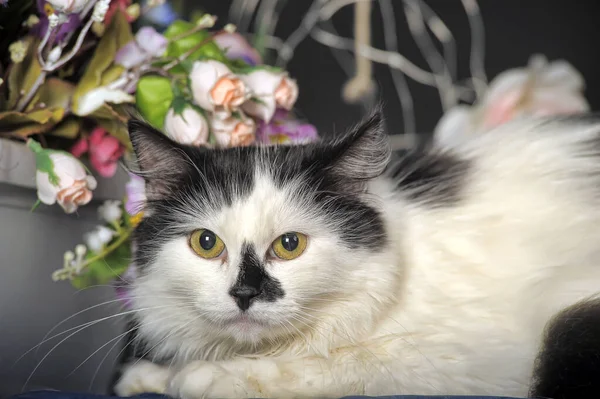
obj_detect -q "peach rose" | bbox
[241,70,299,122]
[29,139,97,214]
[190,60,248,118]
[33,152,97,213]
[211,114,256,148]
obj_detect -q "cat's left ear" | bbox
[128,120,194,199]
[325,107,391,188]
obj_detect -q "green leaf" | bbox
[72,10,133,113]
[27,139,60,186]
[71,241,131,289]
[30,199,42,213]
[29,78,75,112]
[170,96,188,116]
[7,35,43,109]
[101,64,126,86]
[136,75,174,130]
[163,20,227,74]
[179,58,196,74]
[49,117,81,139]
[0,108,65,137]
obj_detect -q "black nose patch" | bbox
[229,243,284,311]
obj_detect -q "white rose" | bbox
[84,225,115,253]
[47,0,88,13]
[211,114,256,148]
[164,107,209,146]
[189,60,248,117]
[35,152,97,214]
[241,70,298,122]
[98,200,123,224]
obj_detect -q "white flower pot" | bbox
[0,138,128,395]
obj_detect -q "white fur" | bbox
[114,360,170,396]
[118,117,600,398]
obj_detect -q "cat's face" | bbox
[128,110,393,357]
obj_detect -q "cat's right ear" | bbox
[128,119,192,199]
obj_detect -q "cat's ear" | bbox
[128,119,193,199]
[326,107,391,189]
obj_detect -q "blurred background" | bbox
[195,0,600,141]
[1,0,599,397]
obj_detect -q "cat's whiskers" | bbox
[133,313,200,369]
[22,305,177,391]
[87,308,196,390]
[32,292,196,361]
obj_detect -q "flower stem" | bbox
[168,21,216,43]
[37,24,54,67]
[111,220,123,235]
[162,32,221,71]
[49,17,95,71]
[79,228,132,271]
[17,10,96,112]
[15,71,47,112]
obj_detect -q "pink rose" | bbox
[189,60,248,118]
[434,55,590,148]
[241,70,298,122]
[211,114,256,148]
[71,127,125,178]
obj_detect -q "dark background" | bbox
[194,0,600,139]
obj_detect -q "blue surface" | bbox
[9,391,523,399]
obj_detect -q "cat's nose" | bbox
[230,286,261,311]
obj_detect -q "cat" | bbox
[113,109,600,399]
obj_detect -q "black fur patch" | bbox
[530,298,600,399]
[263,143,389,250]
[229,244,285,311]
[386,147,471,207]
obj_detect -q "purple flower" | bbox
[125,172,146,215]
[115,26,168,69]
[256,109,318,145]
[114,262,137,308]
[142,1,177,28]
[213,32,262,66]
[33,0,82,43]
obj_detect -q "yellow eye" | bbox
[189,229,226,259]
[270,232,308,260]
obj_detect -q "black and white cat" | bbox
[114,110,600,398]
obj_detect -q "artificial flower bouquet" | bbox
[0,0,317,289]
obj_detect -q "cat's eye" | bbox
[189,229,226,259]
[270,232,308,260]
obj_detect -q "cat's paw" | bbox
[114,360,171,396]
[168,360,269,399]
